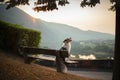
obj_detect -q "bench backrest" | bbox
[19,46,69,58]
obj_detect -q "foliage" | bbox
[80,0,115,11]
[33,0,69,12]
[0,0,116,12]
[3,0,69,12]
[80,0,100,7]
[71,40,114,59]
[0,20,41,53]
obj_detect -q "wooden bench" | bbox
[19,46,69,72]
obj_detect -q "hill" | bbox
[0,50,96,80]
[0,4,115,49]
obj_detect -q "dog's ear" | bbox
[63,39,67,42]
[68,37,72,41]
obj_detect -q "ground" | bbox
[0,50,97,80]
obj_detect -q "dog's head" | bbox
[67,37,72,42]
[63,37,72,43]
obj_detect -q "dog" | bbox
[60,37,72,54]
[55,38,72,72]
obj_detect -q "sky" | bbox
[18,0,115,35]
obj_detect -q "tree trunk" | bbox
[112,1,120,80]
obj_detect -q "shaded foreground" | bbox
[0,51,97,80]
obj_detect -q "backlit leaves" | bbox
[81,0,100,7]
[0,0,116,12]
[4,0,69,12]
[33,0,69,12]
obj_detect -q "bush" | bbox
[0,20,41,53]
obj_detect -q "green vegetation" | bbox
[0,20,41,53]
[71,40,115,59]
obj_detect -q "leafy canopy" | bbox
[0,0,116,12]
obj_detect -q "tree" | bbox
[1,0,70,12]
[0,0,119,80]
[113,1,120,80]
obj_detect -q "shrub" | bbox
[0,20,41,53]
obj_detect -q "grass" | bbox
[0,51,98,80]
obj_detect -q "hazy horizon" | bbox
[18,0,115,35]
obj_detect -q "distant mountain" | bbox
[0,4,115,49]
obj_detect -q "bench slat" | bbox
[20,47,69,57]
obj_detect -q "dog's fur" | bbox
[61,38,72,54]
[56,52,67,72]
[55,38,72,72]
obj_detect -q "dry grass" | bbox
[0,51,97,80]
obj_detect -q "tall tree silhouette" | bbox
[113,1,120,80]
[0,0,119,80]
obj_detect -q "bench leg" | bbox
[55,52,67,73]
[23,53,32,64]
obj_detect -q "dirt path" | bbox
[0,50,97,80]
